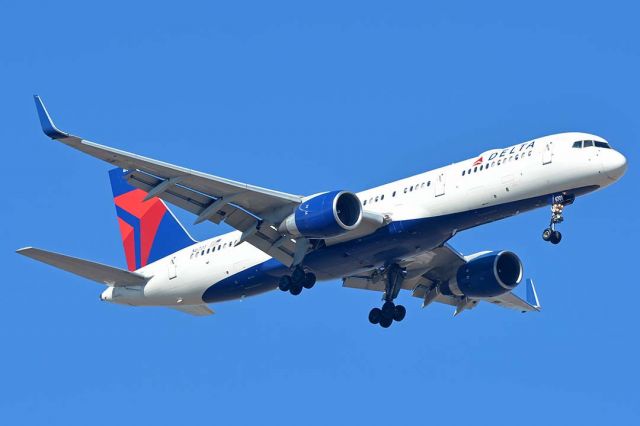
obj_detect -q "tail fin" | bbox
[108,168,196,271]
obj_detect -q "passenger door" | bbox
[542,141,553,165]
[168,256,177,280]
[435,172,446,197]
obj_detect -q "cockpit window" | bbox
[573,139,611,149]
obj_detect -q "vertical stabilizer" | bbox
[108,168,196,271]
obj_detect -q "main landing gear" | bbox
[278,266,316,296]
[368,263,407,328]
[542,194,573,245]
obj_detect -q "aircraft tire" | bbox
[381,301,396,319]
[303,273,316,289]
[393,305,406,322]
[278,275,292,292]
[379,317,393,328]
[368,308,382,324]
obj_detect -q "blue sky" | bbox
[2,1,639,424]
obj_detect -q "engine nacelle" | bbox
[444,251,523,298]
[279,191,363,238]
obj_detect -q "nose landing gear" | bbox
[542,193,574,245]
[278,266,316,296]
[368,263,407,328]
[542,227,562,244]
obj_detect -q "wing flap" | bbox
[17,247,149,286]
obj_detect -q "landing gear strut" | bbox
[368,263,407,328]
[542,194,574,245]
[278,266,316,296]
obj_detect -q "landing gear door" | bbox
[542,141,553,165]
[435,172,446,197]
[168,256,177,280]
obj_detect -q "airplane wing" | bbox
[16,247,150,287]
[343,244,540,315]
[33,96,305,266]
[485,279,541,312]
[343,244,469,307]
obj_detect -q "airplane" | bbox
[17,95,627,327]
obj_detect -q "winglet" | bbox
[525,278,541,310]
[33,95,70,139]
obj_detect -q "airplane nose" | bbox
[605,150,628,180]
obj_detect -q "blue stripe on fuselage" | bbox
[202,185,598,303]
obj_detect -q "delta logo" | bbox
[471,141,537,166]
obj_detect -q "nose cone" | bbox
[604,150,628,180]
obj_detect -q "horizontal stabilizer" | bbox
[170,304,214,316]
[16,247,150,287]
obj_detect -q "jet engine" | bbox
[279,191,362,238]
[442,251,523,298]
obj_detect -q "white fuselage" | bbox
[101,132,627,308]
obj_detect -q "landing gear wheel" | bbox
[542,228,552,241]
[278,275,291,292]
[550,230,562,244]
[393,305,406,322]
[289,285,303,296]
[368,308,382,324]
[379,317,393,328]
[381,301,396,319]
[303,272,316,289]
[367,263,408,328]
[291,267,305,284]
